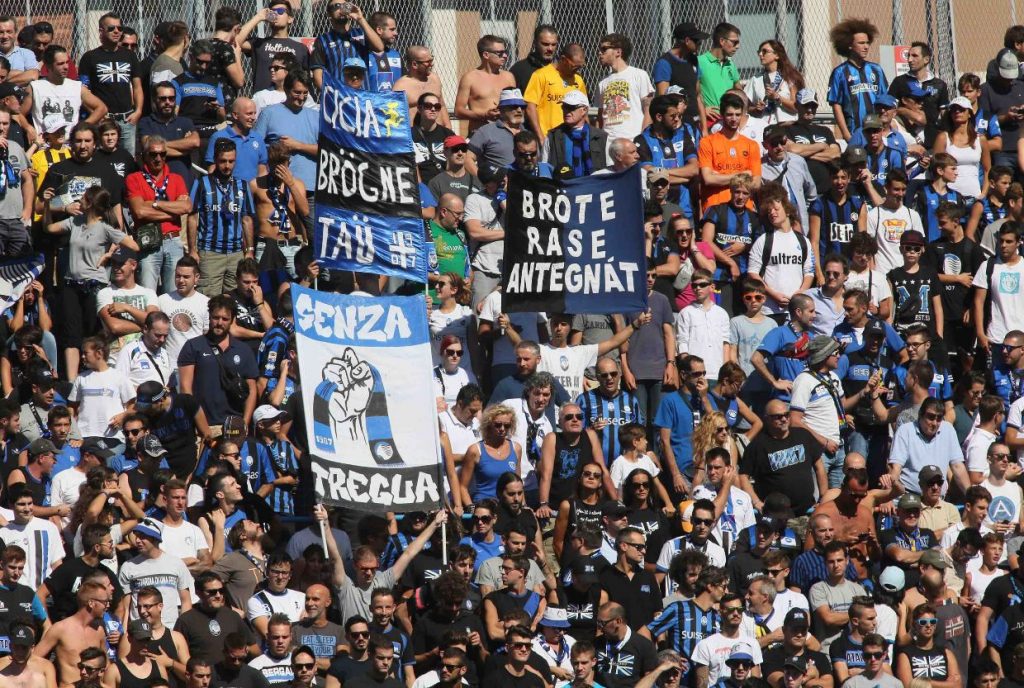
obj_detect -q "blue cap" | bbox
[342,57,366,71]
[905,82,928,99]
[874,93,898,108]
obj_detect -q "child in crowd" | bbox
[675,268,729,384]
[727,279,776,415]
[609,422,673,504]
[700,173,761,315]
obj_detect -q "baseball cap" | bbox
[10,624,34,646]
[222,414,247,438]
[133,518,164,542]
[784,608,810,629]
[879,566,906,592]
[128,619,153,641]
[900,229,926,247]
[726,644,755,664]
[763,124,788,142]
[28,438,57,457]
[919,465,944,484]
[561,90,589,109]
[874,93,898,109]
[135,380,168,409]
[862,114,884,131]
[137,434,168,458]
[842,146,869,166]
[647,167,671,184]
[602,500,630,518]
[30,367,56,388]
[665,85,689,100]
[443,135,468,149]
[920,549,948,570]
[478,164,507,185]
[110,246,139,265]
[42,114,68,134]
[763,493,795,520]
[999,49,1021,80]
[757,515,782,533]
[904,82,928,99]
[898,493,923,510]
[948,96,972,111]
[0,83,20,101]
[795,88,819,106]
[566,555,601,586]
[784,656,808,674]
[864,318,886,339]
[672,22,709,43]
[253,404,290,424]
[81,437,115,459]
[539,607,571,628]
[342,56,367,71]
[498,88,527,108]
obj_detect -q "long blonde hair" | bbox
[692,411,731,470]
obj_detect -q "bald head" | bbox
[306,583,330,599]
[407,45,431,72]
[609,138,639,169]
[766,400,789,416]
[232,97,257,131]
[844,452,866,471]
[437,193,464,230]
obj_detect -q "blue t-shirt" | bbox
[653,391,699,476]
[205,127,269,182]
[756,324,809,401]
[252,103,319,189]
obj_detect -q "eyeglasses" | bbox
[293,663,315,671]
[729,661,754,669]
[767,413,789,421]
[599,45,615,52]
[422,102,442,111]
[563,413,584,421]
[676,228,693,235]
[268,568,292,577]
[824,271,842,278]
[757,48,774,55]
[991,452,1011,461]
[444,349,463,357]
[270,65,288,72]
[625,542,647,551]
[414,59,435,67]
[508,641,532,649]
[864,651,886,660]
[472,515,493,523]
[221,451,240,457]
[156,95,176,102]
[723,37,740,46]
[272,6,288,14]
[517,150,539,158]
[916,618,938,627]
[487,49,509,57]
[743,293,766,302]
[691,517,714,526]
[715,426,728,433]
[597,371,620,379]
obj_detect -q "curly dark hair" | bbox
[830,18,878,57]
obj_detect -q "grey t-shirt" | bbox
[571,314,619,361]
[842,672,904,688]
[467,120,516,170]
[465,191,503,275]
[62,217,126,283]
[0,140,28,218]
[808,579,866,653]
[428,171,481,203]
[728,314,776,391]
[337,568,397,624]
[626,290,673,379]
[475,555,545,591]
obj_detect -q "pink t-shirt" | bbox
[674,241,716,309]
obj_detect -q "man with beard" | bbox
[178,295,258,429]
[135,380,210,480]
[410,572,488,676]
[39,526,120,622]
[176,572,259,664]
[325,617,373,688]
[211,633,268,688]
[511,26,558,94]
[209,516,267,608]
[114,311,172,387]
[489,341,569,420]
[597,602,658,688]
[36,122,123,225]
[32,580,110,687]
[117,519,193,627]
[289,585,342,672]
[135,81,200,190]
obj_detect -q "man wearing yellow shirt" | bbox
[524,43,586,137]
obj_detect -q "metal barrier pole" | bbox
[892,0,904,45]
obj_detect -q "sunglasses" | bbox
[442,663,464,672]
[508,641,532,649]
[448,145,468,153]
[626,542,647,551]
[444,349,463,357]
[104,24,123,31]
[203,587,225,595]
[582,471,602,478]
[632,481,651,489]
[743,293,766,302]
[901,245,923,253]
[79,664,105,673]
[293,663,315,671]
[472,515,493,523]
[349,631,370,638]
[126,428,144,435]
[691,517,714,526]
[723,606,745,614]
[148,151,168,158]
[598,371,620,379]
[916,618,938,627]
[563,413,584,421]
[765,568,785,576]
[923,412,944,421]
[864,651,886,660]
[492,422,512,430]
[692,281,712,289]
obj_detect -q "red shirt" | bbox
[125,166,188,235]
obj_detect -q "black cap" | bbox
[110,247,139,264]
[478,164,507,185]
[672,22,709,43]
[784,656,808,674]
[566,555,600,586]
[864,318,886,339]
[784,608,810,628]
[601,500,629,518]
[0,83,21,101]
[764,124,789,142]
[81,437,116,459]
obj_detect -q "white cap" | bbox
[561,90,589,109]
[1000,49,1020,80]
[253,404,290,424]
[948,96,972,111]
[42,114,68,134]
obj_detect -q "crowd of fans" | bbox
[7,7,1024,688]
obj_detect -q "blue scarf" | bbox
[565,124,592,177]
[0,156,19,194]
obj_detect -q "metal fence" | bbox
[11,0,1020,123]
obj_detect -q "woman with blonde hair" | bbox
[429,272,478,374]
[459,404,523,504]
[689,411,743,488]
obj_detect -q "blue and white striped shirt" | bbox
[190,175,254,254]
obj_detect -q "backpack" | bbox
[758,229,809,278]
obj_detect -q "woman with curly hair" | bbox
[459,404,522,504]
[691,411,741,477]
[746,40,804,124]
[747,183,814,318]
[827,18,889,141]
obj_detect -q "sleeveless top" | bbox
[560,498,603,564]
[897,643,949,681]
[115,659,161,688]
[152,629,181,687]
[473,440,517,500]
[30,78,83,127]
[549,433,595,507]
[946,137,983,199]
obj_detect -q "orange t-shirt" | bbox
[698,132,761,211]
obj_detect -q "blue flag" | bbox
[314,73,427,282]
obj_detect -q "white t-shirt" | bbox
[246,587,306,623]
[692,636,761,686]
[981,477,1023,530]
[478,291,547,368]
[609,453,661,493]
[973,257,1024,342]
[439,409,480,456]
[30,78,84,128]
[537,343,599,400]
[464,191,503,275]
[160,519,209,564]
[49,467,88,514]
[157,290,209,365]
[68,367,135,439]
[96,284,159,361]
[846,268,893,311]
[119,552,194,626]
[790,370,844,443]
[433,365,476,409]
[675,303,729,380]
[875,603,899,645]
[692,484,757,555]
[429,305,474,372]
[747,229,815,314]
[597,66,654,141]
[775,588,811,615]
[115,339,172,388]
[0,519,65,589]
[1009,396,1024,464]
[499,397,553,491]
[965,427,997,476]
[865,204,924,275]
[744,72,797,124]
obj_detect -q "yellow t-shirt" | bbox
[523,63,587,137]
[30,146,71,220]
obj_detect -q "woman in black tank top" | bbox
[114,652,165,688]
[552,461,609,564]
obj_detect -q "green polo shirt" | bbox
[697,51,740,111]
[429,219,469,299]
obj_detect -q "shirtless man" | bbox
[33,580,110,688]
[454,35,516,134]
[394,46,450,128]
[0,623,56,688]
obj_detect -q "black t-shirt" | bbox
[327,655,371,686]
[483,655,551,687]
[785,122,839,194]
[41,156,125,206]
[43,557,121,622]
[887,265,942,332]
[555,580,601,644]
[483,665,546,688]
[889,74,950,148]
[411,610,487,675]
[413,125,455,184]
[250,37,309,92]
[494,505,540,542]
[982,573,1024,619]
[79,47,141,113]
[894,643,951,681]
[879,527,938,588]
[924,236,986,322]
[173,606,257,664]
[0,431,30,489]
[97,147,139,179]
[829,633,865,672]
[148,393,202,479]
[762,647,832,682]
[211,664,271,688]
[207,38,240,105]
[980,79,1024,153]
[595,631,659,688]
[738,427,822,514]
[596,565,662,631]
[398,550,444,592]
[725,550,768,594]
